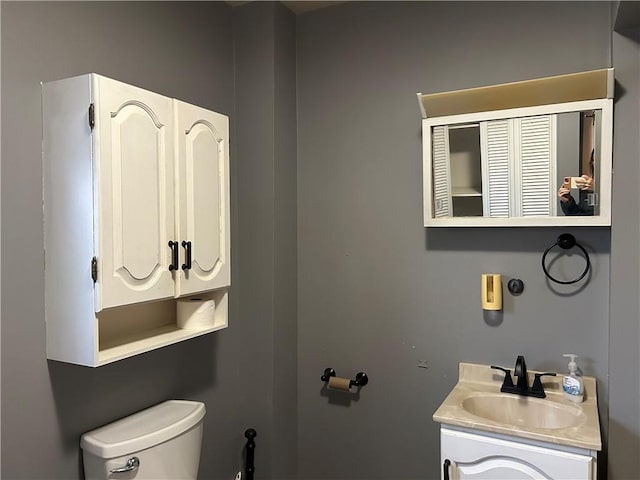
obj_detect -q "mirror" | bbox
[557,110,600,217]
[422,99,613,227]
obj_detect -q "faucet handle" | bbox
[491,365,514,388]
[531,372,557,398]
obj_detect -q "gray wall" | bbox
[234,2,298,478]
[296,2,612,478]
[272,4,299,477]
[609,3,640,478]
[2,2,638,480]
[1,2,293,479]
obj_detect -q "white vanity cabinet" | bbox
[43,73,230,366]
[441,427,597,480]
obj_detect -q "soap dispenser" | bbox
[562,354,584,403]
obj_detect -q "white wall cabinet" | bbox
[441,427,597,480]
[43,74,230,366]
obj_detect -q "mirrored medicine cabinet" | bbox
[418,69,614,227]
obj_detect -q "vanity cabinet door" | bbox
[441,428,594,480]
[174,101,230,296]
[95,76,176,310]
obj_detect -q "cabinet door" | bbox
[513,115,556,217]
[432,125,452,217]
[94,76,176,310]
[480,119,513,218]
[175,101,230,296]
[441,428,594,480]
[480,115,556,218]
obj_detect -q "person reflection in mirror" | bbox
[557,151,595,216]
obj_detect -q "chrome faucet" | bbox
[491,356,556,398]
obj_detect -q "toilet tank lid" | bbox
[81,400,206,459]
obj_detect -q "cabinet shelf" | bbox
[451,186,482,197]
[98,323,224,366]
[96,290,228,365]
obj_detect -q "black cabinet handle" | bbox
[168,241,179,271]
[181,241,192,270]
[443,459,451,480]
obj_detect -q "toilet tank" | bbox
[81,400,206,480]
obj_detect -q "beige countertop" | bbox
[433,363,602,451]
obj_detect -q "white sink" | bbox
[462,393,586,430]
[433,363,602,450]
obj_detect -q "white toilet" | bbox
[81,400,206,479]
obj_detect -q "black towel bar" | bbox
[541,233,591,285]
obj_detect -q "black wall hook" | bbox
[557,233,577,249]
[507,278,525,295]
[541,233,591,285]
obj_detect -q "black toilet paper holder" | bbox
[321,368,369,388]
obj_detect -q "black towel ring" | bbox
[541,233,591,285]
